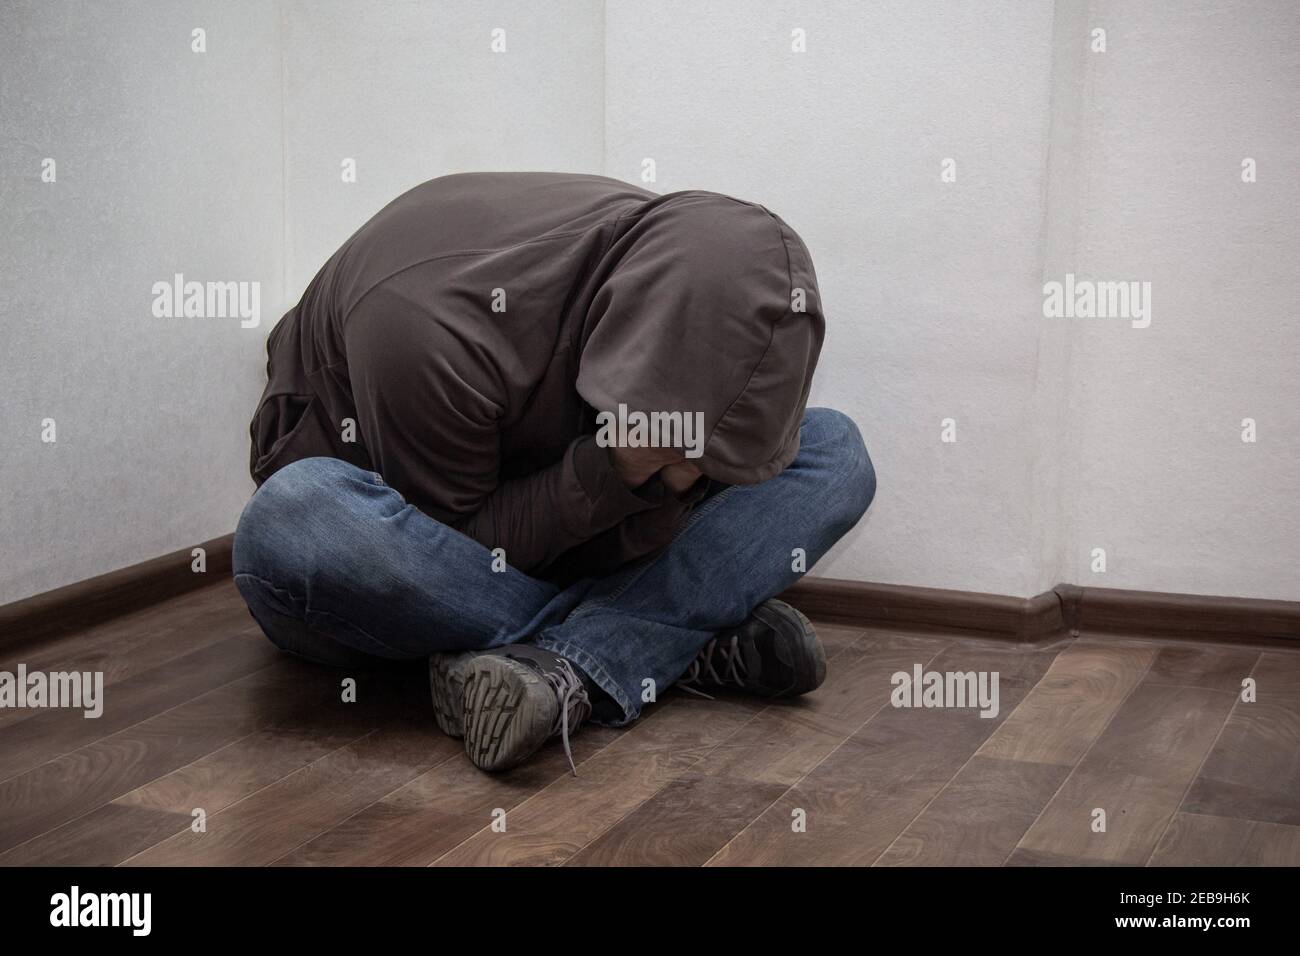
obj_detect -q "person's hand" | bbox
[658,460,703,497]
[608,443,682,488]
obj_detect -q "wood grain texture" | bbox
[275,722,624,866]
[122,717,457,866]
[812,623,871,659]
[1144,644,1260,692]
[1010,655,1240,865]
[0,801,191,867]
[1072,587,1300,642]
[875,756,1070,866]
[1150,812,1300,866]
[0,660,431,864]
[0,661,288,855]
[3,572,1299,867]
[285,632,869,867]
[707,642,1054,866]
[432,695,761,867]
[0,581,257,732]
[0,633,278,783]
[892,643,1245,868]
[978,642,1156,766]
[1179,650,1300,826]
[569,632,949,866]
[0,656,426,855]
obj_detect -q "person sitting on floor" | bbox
[233,171,876,774]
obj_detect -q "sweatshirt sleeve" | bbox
[345,306,659,575]
[543,477,711,584]
[450,435,666,573]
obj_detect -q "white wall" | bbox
[0,0,605,605]
[604,0,1300,601]
[604,0,1062,597]
[281,0,605,298]
[0,0,283,605]
[1054,0,1300,600]
[4,1,1296,605]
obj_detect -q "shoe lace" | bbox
[544,659,592,776]
[676,634,749,700]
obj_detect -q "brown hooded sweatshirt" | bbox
[250,172,824,580]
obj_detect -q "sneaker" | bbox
[447,645,592,774]
[678,599,827,699]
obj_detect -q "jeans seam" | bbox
[233,571,301,615]
[674,482,740,540]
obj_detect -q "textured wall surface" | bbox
[604,0,1300,600]
[0,1,283,604]
[3,1,1297,605]
[0,0,604,605]
[281,0,605,299]
[1052,0,1300,600]
[604,0,1061,596]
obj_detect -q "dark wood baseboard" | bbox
[0,534,234,652]
[2,533,1295,651]
[780,577,1300,646]
[778,577,1066,642]
[1065,583,1300,644]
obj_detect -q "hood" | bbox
[576,191,825,485]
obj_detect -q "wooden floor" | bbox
[2,578,1298,866]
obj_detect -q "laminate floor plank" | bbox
[4,575,1298,867]
[813,624,871,659]
[0,661,292,855]
[570,632,951,866]
[0,581,256,730]
[1144,645,1260,693]
[0,801,191,867]
[431,695,761,866]
[284,630,873,867]
[978,642,1158,767]
[707,641,1054,866]
[122,716,457,866]
[1,661,433,864]
[1178,651,1300,826]
[1009,652,1240,865]
[0,633,279,783]
[875,755,1070,866]
[1149,811,1300,866]
[275,722,626,866]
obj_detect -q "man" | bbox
[233,172,875,774]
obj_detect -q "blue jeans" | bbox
[232,407,875,725]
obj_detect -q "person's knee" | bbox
[233,457,363,581]
[801,407,876,525]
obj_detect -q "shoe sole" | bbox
[428,651,476,738]
[749,599,827,697]
[460,656,558,773]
